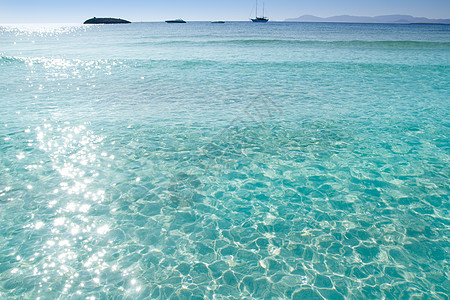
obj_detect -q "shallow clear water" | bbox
[0,22,449,299]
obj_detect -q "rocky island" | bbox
[84,17,131,24]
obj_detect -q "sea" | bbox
[0,21,449,299]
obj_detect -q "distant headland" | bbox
[84,17,131,24]
[285,14,450,24]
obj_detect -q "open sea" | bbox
[0,21,449,299]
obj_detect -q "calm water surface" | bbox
[0,22,449,299]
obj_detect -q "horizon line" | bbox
[2,20,450,24]
[2,14,449,24]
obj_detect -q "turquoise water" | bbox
[0,22,449,299]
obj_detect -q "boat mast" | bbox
[256,0,258,18]
[263,2,265,18]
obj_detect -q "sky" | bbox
[0,0,449,23]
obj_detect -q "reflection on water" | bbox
[10,122,124,298]
[4,115,445,298]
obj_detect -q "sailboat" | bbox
[251,0,269,23]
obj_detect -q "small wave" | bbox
[328,40,450,49]
[0,55,120,70]
[0,55,26,64]
[0,55,76,68]
[148,39,450,49]
[220,39,450,48]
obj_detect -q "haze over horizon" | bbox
[0,0,449,23]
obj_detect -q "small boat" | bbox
[251,17,269,23]
[211,21,225,24]
[165,19,186,23]
[251,0,269,23]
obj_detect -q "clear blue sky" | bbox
[0,0,449,23]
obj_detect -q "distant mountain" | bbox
[285,15,450,24]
